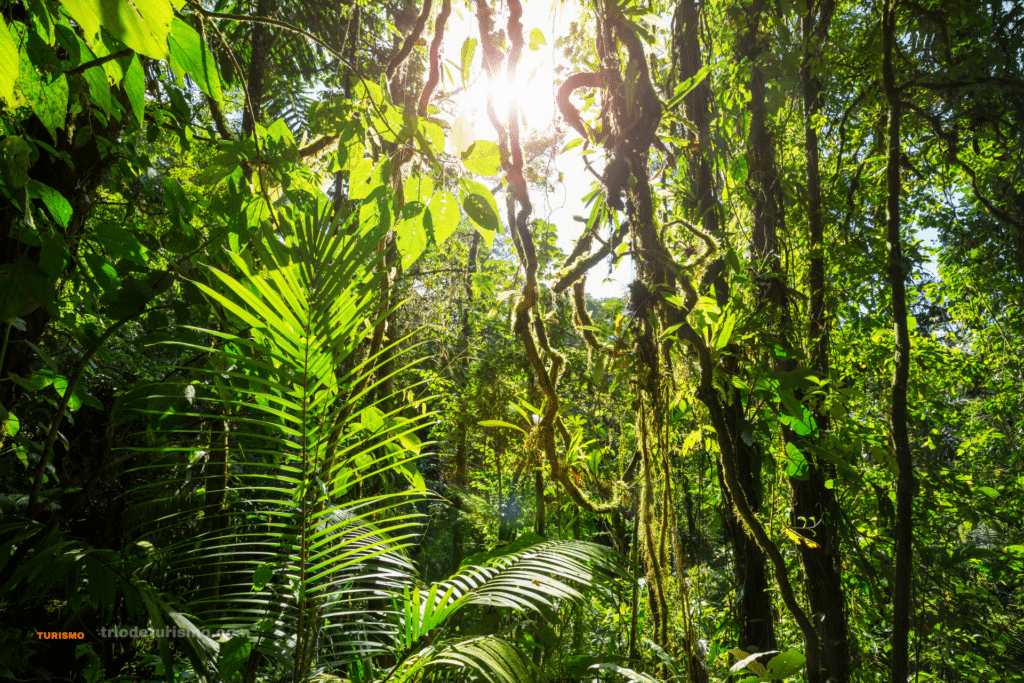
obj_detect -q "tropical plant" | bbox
[121,199,423,681]
[122,200,636,683]
[377,538,633,683]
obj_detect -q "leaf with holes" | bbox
[429,191,460,246]
[395,211,428,271]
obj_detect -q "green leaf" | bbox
[252,564,274,591]
[591,353,606,385]
[729,649,773,678]
[350,158,390,201]
[779,408,816,437]
[0,16,18,105]
[27,179,72,228]
[589,663,660,682]
[360,405,385,433]
[418,118,445,156]
[477,419,527,434]
[404,174,434,204]
[729,156,749,184]
[462,140,502,177]
[0,259,56,320]
[1,410,20,438]
[784,442,808,479]
[460,37,477,86]
[395,211,428,271]
[449,112,475,155]
[715,312,736,349]
[528,28,546,51]
[61,0,180,60]
[429,191,459,246]
[666,63,712,109]
[778,389,811,428]
[167,17,221,103]
[218,635,251,681]
[80,59,112,115]
[161,176,192,224]
[123,54,145,123]
[978,486,999,499]
[17,44,68,143]
[95,221,148,265]
[399,462,426,491]
[459,532,548,567]
[462,194,497,247]
[767,649,806,679]
[461,186,500,248]
[84,252,120,293]
[24,340,59,374]
[0,136,32,190]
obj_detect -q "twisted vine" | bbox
[417,0,451,116]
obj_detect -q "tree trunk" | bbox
[673,0,777,654]
[795,3,852,680]
[881,1,915,680]
[241,0,276,137]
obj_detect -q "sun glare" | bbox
[439,0,634,299]
[454,70,553,145]
[443,3,564,145]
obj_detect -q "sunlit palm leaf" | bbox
[383,540,632,682]
[125,202,431,681]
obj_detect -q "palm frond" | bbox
[124,201,432,681]
[423,540,629,622]
[427,637,536,683]
[381,540,633,683]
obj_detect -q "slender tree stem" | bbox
[881,0,915,681]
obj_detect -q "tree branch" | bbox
[65,48,133,77]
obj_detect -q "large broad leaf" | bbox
[395,209,428,271]
[428,191,459,246]
[449,112,475,156]
[767,649,806,679]
[404,174,435,204]
[27,180,72,228]
[462,194,498,247]
[123,54,145,123]
[61,0,181,60]
[0,259,57,320]
[1,16,21,105]
[16,44,67,143]
[167,17,221,103]
[94,222,148,265]
[459,178,501,247]
[462,140,502,176]
[0,136,32,190]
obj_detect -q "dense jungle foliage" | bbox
[1,0,1023,681]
